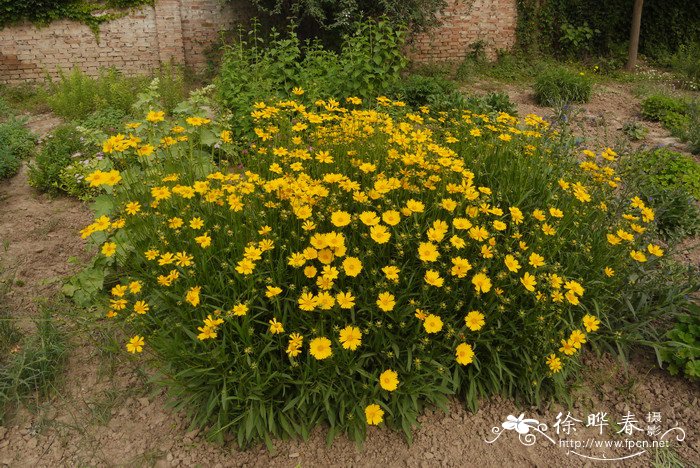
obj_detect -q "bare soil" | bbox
[0,93,699,467]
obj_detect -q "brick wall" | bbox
[0,0,251,85]
[406,0,517,63]
[0,0,516,85]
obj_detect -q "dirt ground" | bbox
[0,89,699,467]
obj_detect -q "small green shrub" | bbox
[668,42,700,85]
[393,74,457,107]
[0,117,35,180]
[45,67,185,121]
[29,124,87,194]
[79,108,128,133]
[622,121,648,141]
[58,155,111,201]
[621,148,700,241]
[534,67,593,106]
[480,91,518,115]
[658,305,700,380]
[641,95,688,122]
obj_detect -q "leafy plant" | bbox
[217,19,407,139]
[0,117,35,180]
[29,124,88,194]
[74,92,694,447]
[668,42,700,86]
[658,305,700,380]
[534,67,592,106]
[620,148,700,241]
[560,22,599,55]
[640,95,687,121]
[622,121,648,141]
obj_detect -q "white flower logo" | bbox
[502,413,540,434]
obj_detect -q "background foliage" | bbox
[516,0,700,60]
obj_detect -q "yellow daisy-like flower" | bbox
[265,286,282,298]
[582,314,600,333]
[339,325,362,350]
[376,292,396,312]
[101,242,117,257]
[464,311,485,331]
[365,404,384,425]
[423,314,443,333]
[455,343,474,365]
[546,354,562,373]
[342,256,363,277]
[424,270,444,287]
[379,369,399,391]
[126,335,145,354]
[309,337,332,360]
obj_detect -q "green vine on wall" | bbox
[0,0,154,33]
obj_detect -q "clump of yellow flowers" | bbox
[81,92,665,445]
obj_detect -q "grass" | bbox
[0,264,69,423]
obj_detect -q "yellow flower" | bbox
[604,267,615,277]
[493,220,507,231]
[520,272,537,292]
[269,318,284,334]
[370,224,391,244]
[418,242,440,262]
[336,291,356,309]
[128,281,141,294]
[231,303,248,316]
[195,233,212,248]
[379,369,399,391]
[185,286,201,307]
[339,325,362,350]
[266,286,282,298]
[528,252,545,268]
[504,254,521,272]
[111,284,127,297]
[331,211,352,227]
[424,270,444,287]
[146,110,165,122]
[309,337,332,360]
[647,244,664,257]
[133,300,149,315]
[546,354,562,373]
[559,339,577,355]
[125,201,141,215]
[365,404,384,425]
[101,242,117,257]
[376,292,396,312]
[472,272,492,294]
[583,314,600,333]
[292,86,304,95]
[382,265,400,282]
[197,325,217,341]
[464,311,485,331]
[298,292,318,311]
[455,343,474,365]
[342,256,363,277]
[569,329,587,348]
[630,250,647,262]
[190,217,205,229]
[359,211,380,226]
[382,210,401,226]
[126,335,144,353]
[423,314,443,333]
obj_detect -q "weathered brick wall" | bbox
[407,0,517,63]
[0,0,516,85]
[0,0,250,85]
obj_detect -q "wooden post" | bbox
[626,0,644,71]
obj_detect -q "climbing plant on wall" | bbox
[0,0,154,31]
